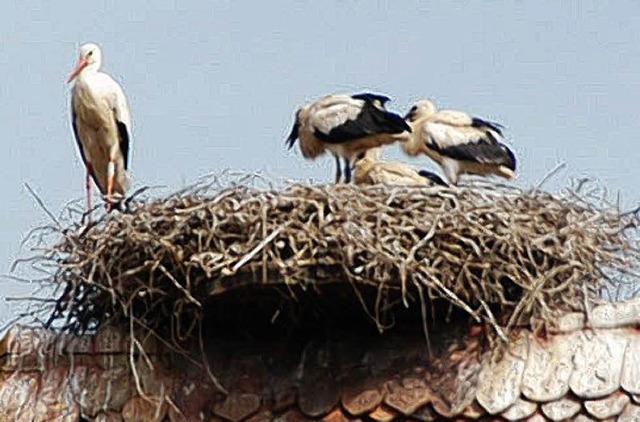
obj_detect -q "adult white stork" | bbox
[401,99,516,185]
[286,93,411,183]
[67,42,131,212]
[353,147,447,186]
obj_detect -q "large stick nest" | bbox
[38,176,639,344]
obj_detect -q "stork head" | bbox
[354,147,381,168]
[352,148,382,183]
[404,99,437,122]
[364,147,382,161]
[67,43,102,83]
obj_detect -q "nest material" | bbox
[41,178,639,342]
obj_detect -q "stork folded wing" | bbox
[315,100,410,144]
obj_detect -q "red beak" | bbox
[67,57,88,83]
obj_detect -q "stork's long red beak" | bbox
[67,57,88,83]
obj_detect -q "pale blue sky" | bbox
[2,1,639,324]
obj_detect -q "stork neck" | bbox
[79,62,101,79]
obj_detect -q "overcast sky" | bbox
[1,1,639,326]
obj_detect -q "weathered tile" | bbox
[476,335,528,414]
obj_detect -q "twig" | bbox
[231,224,288,273]
[23,182,60,227]
[158,265,202,307]
[533,162,567,191]
[198,320,228,394]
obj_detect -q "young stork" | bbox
[67,42,132,212]
[353,148,447,186]
[401,99,516,185]
[286,93,411,183]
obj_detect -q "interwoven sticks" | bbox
[44,180,639,341]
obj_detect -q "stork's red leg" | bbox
[106,160,115,212]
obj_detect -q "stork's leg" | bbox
[343,158,352,184]
[106,160,115,212]
[334,154,342,184]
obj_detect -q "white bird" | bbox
[353,147,447,186]
[401,99,516,185]
[67,42,132,212]
[286,93,411,183]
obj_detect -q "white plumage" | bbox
[353,148,447,186]
[402,99,516,185]
[286,93,411,183]
[68,43,132,212]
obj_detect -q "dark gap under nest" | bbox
[20,177,639,354]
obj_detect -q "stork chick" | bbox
[286,93,411,183]
[402,99,516,185]
[353,147,447,186]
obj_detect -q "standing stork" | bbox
[353,148,447,186]
[67,42,131,212]
[286,93,411,183]
[401,99,516,185]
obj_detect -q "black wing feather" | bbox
[315,101,411,144]
[471,117,504,136]
[434,137,517,171]
[502,144,517,171]
[71,99,102,190]
[71,108,88,166]
[285,113,300,150]
[417,170,448,186]
[351,92,391,106]
[116,118,130,170]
